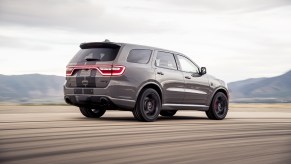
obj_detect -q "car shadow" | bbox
[73,115,208,122]
[159,116,208,121]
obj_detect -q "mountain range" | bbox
[0,70,290,104]
[228,70,291,103]
[0,74,65,104]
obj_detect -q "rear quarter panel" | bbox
[109,45,156,101]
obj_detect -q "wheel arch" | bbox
[207,87,229,107]
[136,82,163,103]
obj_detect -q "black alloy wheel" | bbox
[206,92,228,120]
[133,88,161,122]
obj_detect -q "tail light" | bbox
[98,65,125,76]
[66,67,74,76]
[66,65,125,76]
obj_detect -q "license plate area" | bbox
[79,69,91,76]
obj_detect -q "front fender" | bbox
[206,86,229,107]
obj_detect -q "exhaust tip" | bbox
[100,97,109,106]
[64,96,73,105]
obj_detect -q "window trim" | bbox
[154,50,179,70]
[126,49,153,64]
[175,54,201,73]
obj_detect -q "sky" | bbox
[0,0,290,82]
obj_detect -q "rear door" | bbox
[176,54,210,105]
[154,51,185,104]
[65,43,122,93]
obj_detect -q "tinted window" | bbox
[155,51,177,70]
[177,55,199,73]
[69,47,119,63]
[127,49,152,64]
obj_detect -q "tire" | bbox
[206,92,228,120]
[133,88,161,122]
[160,110,177,117]
[79,107,106,118]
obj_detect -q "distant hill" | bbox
[1,70,290,104]
[228,70,291,103]
[0,74,65,104]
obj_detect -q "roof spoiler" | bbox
[80,39,121,49]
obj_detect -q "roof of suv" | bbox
[80,41,182,55]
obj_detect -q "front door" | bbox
[176,55,210,105]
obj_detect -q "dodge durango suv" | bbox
[64,40,229,121]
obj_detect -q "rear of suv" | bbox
[64,40,229,121]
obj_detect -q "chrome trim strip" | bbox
[163,104,209,108]
[167,88,207,95]
[184,89,207,95]
[110,97,135,102]
[166,88,184,92]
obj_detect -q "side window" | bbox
[127,49,152,64]
[177,55,199,73]
[155,51,177,70]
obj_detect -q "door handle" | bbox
[185,76,191,79]
[157,72,164,75]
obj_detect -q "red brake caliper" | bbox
[214,99,218,111]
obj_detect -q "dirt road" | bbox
[0,106,291,164]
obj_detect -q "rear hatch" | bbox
[66,42,124,89]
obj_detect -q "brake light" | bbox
[66,67,74,76]
[66,65,125,76]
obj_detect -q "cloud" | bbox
[0,0,167,34]
[1,0,290,35]
[0,0,290,81]
[154,0,291,13]
[0,34,54,51]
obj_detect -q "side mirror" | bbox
[200,67,207,75]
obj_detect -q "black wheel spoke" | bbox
[143,94,158,117]
[215,96,227,116]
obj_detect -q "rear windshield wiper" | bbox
[85,58,101,61]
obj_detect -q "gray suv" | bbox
[64,40,229,121]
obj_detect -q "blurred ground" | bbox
[0,105,291,164]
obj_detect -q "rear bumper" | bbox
[64,94,135,110]
[63,78,137,110]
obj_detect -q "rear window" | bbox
[69,47,119,63]
[155,51,177,70]
[127,49,152,64]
